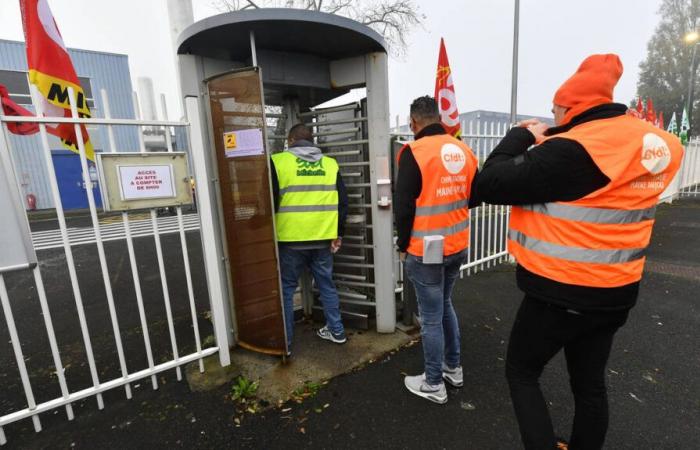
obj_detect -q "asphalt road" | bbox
[2,198,699,449]
[0,224,214,426]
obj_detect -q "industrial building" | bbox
[392,109,554,135]
[0,38,140,210]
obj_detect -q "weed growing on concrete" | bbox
[231,376,259,402]
[291,381,323,403]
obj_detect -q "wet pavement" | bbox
[2,197,699,449]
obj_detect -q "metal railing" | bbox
[0,88,230,445]
[677,138,700,197]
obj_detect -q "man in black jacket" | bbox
[473,54,683,449]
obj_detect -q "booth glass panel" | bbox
[207,69,286,355]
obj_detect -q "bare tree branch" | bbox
[210,0,423,56]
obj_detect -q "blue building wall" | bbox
[0,39,140,209]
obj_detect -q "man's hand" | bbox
[515,118,541,128]
[518,119,549,144]
[400,252,407,262]
[331,238,342,253]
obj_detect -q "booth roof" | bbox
[177,8,387,60]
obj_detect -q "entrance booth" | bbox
[177,9,395,356]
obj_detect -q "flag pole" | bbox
[686,42,699,136]
[510,0,520,125]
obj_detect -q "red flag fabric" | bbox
[645,98,656,124]
[658,111,665,129]
[20,0,95,160]
[636,97,644,116]
[434,38,461,137]
[0,84,39,135]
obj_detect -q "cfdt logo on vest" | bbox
[440,143,466,174]
[641,133,672,175]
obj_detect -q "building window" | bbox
[0,69,95,110]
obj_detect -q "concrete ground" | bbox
[2,197,699,449]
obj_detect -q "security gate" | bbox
[0,87,231,446]
[302,102,382,324]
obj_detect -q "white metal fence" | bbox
[0,88,229,445]
[676,138,700,197]
[2,100,699,445]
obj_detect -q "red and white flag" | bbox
[20,0,95,160]
[434,38,461,138]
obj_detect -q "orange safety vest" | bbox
[508,114,684,288]
[399,133,478,257]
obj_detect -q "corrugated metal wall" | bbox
[0,39,140,209]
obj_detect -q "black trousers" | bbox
[505,295,629,450]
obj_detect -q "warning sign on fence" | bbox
[118,165,176,200]
[96,152,192,211]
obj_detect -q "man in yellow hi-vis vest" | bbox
[271,124,348,355]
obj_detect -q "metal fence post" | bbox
[185,96,232,366]
[365,51,396,333]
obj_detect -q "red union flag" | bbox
[0,83,39,135]
[645,98,656,125]
[434,38,461,137]
[20,0,95,161]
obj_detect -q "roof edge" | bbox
[0,38,129,59]
[177,8,387,55]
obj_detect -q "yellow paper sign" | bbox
[224,132,237,149]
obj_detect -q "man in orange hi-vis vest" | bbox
[395,96,478,404]
[473,54,683,449]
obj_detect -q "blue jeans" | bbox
[405,249,466,385]
[278,246,344,348]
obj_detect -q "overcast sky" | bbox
[0,0,661,123]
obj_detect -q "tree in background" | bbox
[211,0,424,56]
[636,0,700,135]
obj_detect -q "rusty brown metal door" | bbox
[206,68,287,355]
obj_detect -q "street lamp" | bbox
[684,31,700,136]
[510,0,520,125]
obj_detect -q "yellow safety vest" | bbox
[272,151,339,242]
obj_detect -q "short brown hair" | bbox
[288,123,313,142]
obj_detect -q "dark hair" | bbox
[288,123,313,142]
[410,96,440,122]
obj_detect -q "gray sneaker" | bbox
[442,363,463,388]
[404,374,447,404]
[316,325,347,344]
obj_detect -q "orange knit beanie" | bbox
[553,54,623,125]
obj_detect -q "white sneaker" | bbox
[442,363,463,388]
[404,374,447,404]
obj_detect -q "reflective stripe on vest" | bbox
[279,184,337,195]
[278,204,337,213]
[403,134,477,257]
[508,229,645,264]
[411,217,470,238]
[272,151,339,242]
[507,115,684,288]
[519,203,656,224]
[415,198,470,216]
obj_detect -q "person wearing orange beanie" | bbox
[472,54,684,449]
